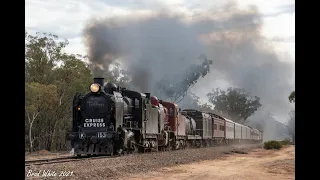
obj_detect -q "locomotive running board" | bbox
[187,135,202,140]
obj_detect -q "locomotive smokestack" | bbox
[94,77,104,86]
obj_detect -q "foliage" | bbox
[207,87,262,123]
[263,140,282,150]
[25,83,58,112]
[156,55,212,103]
[264,139,291,150]
[180,92,220,113]
[189,93,214,111]
[288,91,295,103]
[25,30,94,152]
[287,91,295,143]
[198,103,214,112]
[279,138,292,145]
[25,82,59,151]
[25,32,69,84]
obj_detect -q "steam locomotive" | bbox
[67,77,263,156]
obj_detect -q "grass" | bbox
[279,138,292,146]
[264,138,293,150]
[264,140,283,150]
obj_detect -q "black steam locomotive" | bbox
[67,77,263,157]
[67,77,168,156]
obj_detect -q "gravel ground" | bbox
[25,144,262,180]
[25,150,71,161]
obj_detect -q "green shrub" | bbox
[279,138,292,145]
[264,140,282,150]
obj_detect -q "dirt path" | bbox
[124,145,295,180]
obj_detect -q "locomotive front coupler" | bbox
[90,136,98,144]
[66,132,79,141]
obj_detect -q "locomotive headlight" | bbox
[90,83,100,93]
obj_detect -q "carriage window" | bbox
[220,125,225,131]
[169,108,174,116]
[214,124,217,130]
[135,98,139,109]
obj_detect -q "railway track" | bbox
[25,155,114,166]
[25,147,190,166]
[25,143,260,166]
[25,156,78,166]
[24,147,214,166]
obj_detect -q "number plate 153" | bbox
[97,132,107,138]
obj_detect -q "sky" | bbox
[25,0,295,123]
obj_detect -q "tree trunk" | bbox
[50,120,60,152]
[26,111,39,152]
[29,121,33,152]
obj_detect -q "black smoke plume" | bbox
[83,2,294,123]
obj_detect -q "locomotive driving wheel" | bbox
[185,141,191,149]
[195,140,201,148]
[114,148,123,156]
[175,141,180,150]
[132,145,139,153]
[106,143,114,156]
[130,141,143,153]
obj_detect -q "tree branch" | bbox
[32,111,40,124]
[26,109,31,124]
